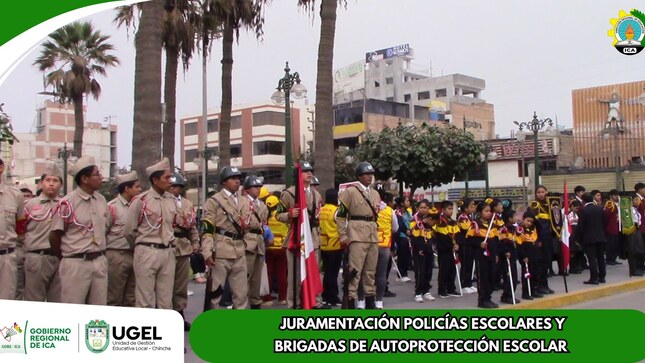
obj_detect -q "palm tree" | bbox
[208,0,268,168]
[298,0,339,191]
[132,0,164,187]
[34,21,119,158]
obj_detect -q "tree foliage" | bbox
[355,122,484,196]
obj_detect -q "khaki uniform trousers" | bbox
[246,251,264,307]
[24,253,61,302]
[59,255,108,305]
[15,243,25,300]
[348,241,378,300]
[286,248,322,308]
[0,252,17,300]
[172,255,190,312]
[209,256,248,310]
[134,245,175,309]
[106,250,136,307]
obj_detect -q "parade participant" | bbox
[457,198,477,294]
[319,188,342,307]
[200,166,250,309]
[277,161,324,309]
[568,200,584,274]
[169,173,199,328]
[394,197,413,282]
[358,192,398,309]
[573,186,585,204]
[591,190,603,206]
[529,185,556,295]
[435,200,460,299]
[636,183,645,271]
[516,210,541,300]
[50,156,107,304]
[627,195,645,276]
[15,184,33,300]
[498,209,519,304]
[243,175,269,309]
[124,157,178,309]
[23,164,61,302]
[485,198,505,290]
[335,161,381,309]
[410,201,437,303]
[466,201,498,309]
[265,195,288,305]
[19,184,34,200]
[604,189,623,266]
[106,171,141,307]
[575,193,607,285]
[311,175,320,192]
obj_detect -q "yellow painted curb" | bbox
[503,276,645,309]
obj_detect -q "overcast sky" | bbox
[1,0,644,168]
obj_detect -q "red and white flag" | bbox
[561,179,571,272]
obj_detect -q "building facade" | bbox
[179,101,313,190]
[572,80,645,169]
[11,100,117,184]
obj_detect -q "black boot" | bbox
[250,304,261,310]
[365,296,376,310]
[180,311,191,332]
[344,298,356,309]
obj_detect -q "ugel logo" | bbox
[85,320,110,353]
[608,9,645,55]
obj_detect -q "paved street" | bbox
[183,260,642,362]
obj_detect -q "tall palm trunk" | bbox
[132,0,164,187]
[314,0,337,189]
[218,19,234,168]
[163,46,179,169]
[72,94,84,157]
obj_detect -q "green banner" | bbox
[190,310,645,362]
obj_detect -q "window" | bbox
[185,149,199,162]
[231,144,242,158]
[253,111,284,127]
[404,94,411,102]
[184,122,198,136]
[207,118,218,132]
[386,97,394,102]
[254,141,284,155]
[417,91,430,100]
[231,115,242,130]
[254,168,284,184]
[435,88,447,98]
[386,77,394,85]
[374,81,380,88]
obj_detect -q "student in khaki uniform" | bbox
[23,164,63,302]
[168,173,199,329]
[124,158,178,309]
[243,176,269,309]
[336,161,381,309]
[106,171,141,307]
[50,156,108,305]
[276,161,324,309]
[201,166,250,310]
[16,184,33,300]
[0,158,27,300]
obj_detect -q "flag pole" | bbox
[562,178,570,293]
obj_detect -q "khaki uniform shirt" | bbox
[277,186,322,249]
[245,195,269,255]
[337,184,381,243]
[173,196,199,257]
[106,194,133,250]
[124,188,178,247]
[51,188,108,256]
[0,184,26,249]
[23,194,59,251]
[201,189,250,260]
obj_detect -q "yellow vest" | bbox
[320,204,340,251]
[267,210,288,250]
[378,206,394,248]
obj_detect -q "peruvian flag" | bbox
[287,163,323,309]
[560,179,571,272]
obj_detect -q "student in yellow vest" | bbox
[265,195,288,305]
[320,188,342,307]
[410,201,437,303]
[50,156,108,305]
[435,200,461,299]
[23,163,62,302]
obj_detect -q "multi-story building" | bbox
[11,100,117,183]
[332,44,495,145]
[572,80,645,169]
[179,101,313,191]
